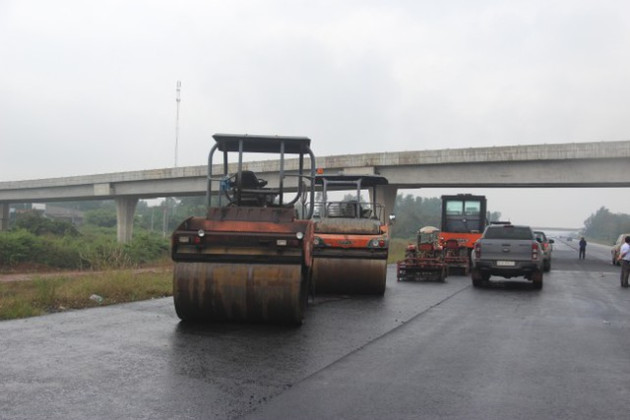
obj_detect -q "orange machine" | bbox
[170,134,316,324]
[397,226,447,282]
[311,174,390,295]
[439,194,487,274]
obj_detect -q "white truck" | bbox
[471,223,544,289]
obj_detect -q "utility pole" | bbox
[174,80,181,167]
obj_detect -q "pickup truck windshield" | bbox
[484,227,532,240]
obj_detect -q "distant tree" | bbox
[85,208,117,228]
[48,200,114,211]
[175,196,207,218]
[487,211,502,223]
[14,210,79,236]
[11,203,31,211]
[391,194,441,238]
[583,206,630,243]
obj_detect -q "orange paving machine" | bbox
[397,225,447,282]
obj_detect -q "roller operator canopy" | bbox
[212,133,312,154]
[314,174,389,189]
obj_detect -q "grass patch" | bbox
[388,237,415,263]
[0,268,173,321]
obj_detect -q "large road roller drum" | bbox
[312,257,386,295]
[173,262,308,324]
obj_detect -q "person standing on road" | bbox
[618,236,630,288]
[579,237,587,260]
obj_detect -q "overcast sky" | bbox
[1,0,629,228]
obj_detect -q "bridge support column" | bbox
[116,197,138,243]
[374,185,398,223]
[0,203,9,231]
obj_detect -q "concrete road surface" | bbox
[1,240,629,420]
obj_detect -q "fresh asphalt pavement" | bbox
[1,240,629,420]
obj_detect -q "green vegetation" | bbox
[0,204,178,320]
[583,206,630,244]
[388,238,413,263]
[14,210,79,236]
[390,195,442,238]
[0,212,170,271]
[0,269,172,320]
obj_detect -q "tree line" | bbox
[582,206,630,244]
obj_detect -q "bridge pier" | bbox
[374,185,398,223]
[0,203,8,231]
[116,197,138,243]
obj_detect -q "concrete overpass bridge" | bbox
[0,140,629,242]
[532,227,582,232]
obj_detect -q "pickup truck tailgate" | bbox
[479,239,533,261]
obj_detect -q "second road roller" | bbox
[170,134,316,324]
[311,174,391,295]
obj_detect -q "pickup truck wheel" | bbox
[471,269,483,287]
[543,260,551,272]
[532,270,543,290]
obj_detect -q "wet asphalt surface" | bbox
[1,240,629,420]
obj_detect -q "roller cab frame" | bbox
[311,174,390,295]
[171,134,316,324]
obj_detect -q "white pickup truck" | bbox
[471,223,544,289]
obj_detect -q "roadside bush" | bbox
[0,227,170,272]
[124,232,170,265]
[0,230,43,267]
[77,238,132,270]
[84,208,117,228]
[37,237,84,269]
[14,211,79,236]
[0,230,83,270]
[76,229,169,269]
[388,237,415,263]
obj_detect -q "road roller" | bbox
[311,174,390,295]
[170,134,316,324]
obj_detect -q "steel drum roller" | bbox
[173,262,306,324]
[312,257,386,295]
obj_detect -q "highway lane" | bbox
[0,263,470,419]
[248,241,630,420]
[557,236,616,266]
[1,240,628,419]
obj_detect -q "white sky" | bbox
[1,0,629,228]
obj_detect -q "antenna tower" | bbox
[174,80,181,167]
